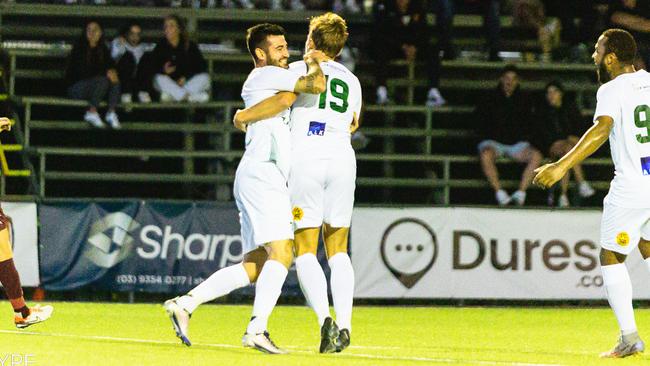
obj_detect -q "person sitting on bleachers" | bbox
[608,0,650,69]
[65,20,121,129]
[475,64,542,206]
[531,80,595,207]
[150,15,210,103]
[372,0,445,107]
[111,22,153,103]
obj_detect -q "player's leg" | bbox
[599,205,645,358]
[322,153,356,351]
[290,161,332,332]
[0,221,52,329]
[243,239,293,354]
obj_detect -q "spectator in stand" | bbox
[372,0,445,107]
[434,0,502,61]
[512,0,561,62]
[532,81,595,207]
[608,0,650,69]
[111,22,153,103]
[65,20,120,129]
[475,65,542,206]
[151,15,210,103]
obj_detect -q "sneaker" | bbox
[138,91,152,103]
[84,111,105,128]
[425,87,446,107]
[496,189,511,206]
[511,190,526,206]
[578,181,595,198]
[15,305,53,329]
[558,194,570,208]
[105,111,121,129]
[600,333,645,358]
[121,93,132,104]
[376,86,389,105]
[336,328,350,352]
[164,297,192,346]
[319,317,341,354]
[188,91,210,103]
[242,331,287,354]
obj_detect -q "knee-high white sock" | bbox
[601,263,637,335]
[176,263,250,314]
[246,260,288,334]
[328,253,354,332]
[296,253,330,326]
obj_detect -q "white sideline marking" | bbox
[0,329,564,366]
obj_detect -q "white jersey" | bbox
[288,60,362,160]
[594,69,650,208]
[240,65,300,178]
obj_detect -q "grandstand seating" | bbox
[0,4,612,206]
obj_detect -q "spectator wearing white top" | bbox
[111,22,153,103]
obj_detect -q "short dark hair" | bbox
[246,23,286,62]
[603,28,637,65]
[501,64,518,76]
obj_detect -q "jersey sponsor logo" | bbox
[641,156,650,176]
[616,231,630,247]
[307,121,326,136]
[292,206,304,222]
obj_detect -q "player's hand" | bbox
[303,50,328,64]
[233,109,247,133]
[0,118,11,132]
[106,69,119,84]
[533,162,566,188]
[164,61,176,75]
[350,112,359,133]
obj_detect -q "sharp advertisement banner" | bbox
[2,202,38,287]
[351,207,650,299]
[38,202,299,293]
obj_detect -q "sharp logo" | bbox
[85,212,140,269]
[84,211,244,269]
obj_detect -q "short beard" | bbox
[268,57,287,69]
[598,61,611,84]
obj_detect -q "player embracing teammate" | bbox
[164,13,359,355]
[236,12,361,353]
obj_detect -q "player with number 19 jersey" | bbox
[288,59,362,229]
[594,69,650,254]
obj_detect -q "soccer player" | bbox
[163,24,326,354]
[534,29,650,358]
[234,13,360,353]
[0,117,53,328]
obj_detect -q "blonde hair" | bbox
[309,12,348,59]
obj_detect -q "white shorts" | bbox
[600,202,650,255]
[234,158,294,254]
[289,150,356,230]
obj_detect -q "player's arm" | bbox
[233,92,297,132]
[293,51,327,94]
[0,118,12,132]
[533,116,613,188]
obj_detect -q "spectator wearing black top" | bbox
[65,20,120,129]
[475,65,542,206]
[532,81,595,207]
[151,15,209,103]
[372,0,445,107]
[609,0,650,68]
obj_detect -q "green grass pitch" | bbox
[0,302,648,365]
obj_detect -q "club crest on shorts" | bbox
[292,206,304,221]
[616,231,630,246]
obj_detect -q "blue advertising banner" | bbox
[38,201,314,294]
